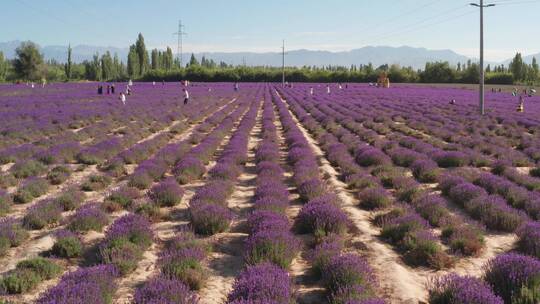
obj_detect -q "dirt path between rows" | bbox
[198,102,262,304]
[277,92,429,303]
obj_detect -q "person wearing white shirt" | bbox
[183,88,190,105]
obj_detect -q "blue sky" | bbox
[1,0,539,61]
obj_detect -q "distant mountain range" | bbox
[1,40,538,70]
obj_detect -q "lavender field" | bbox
[1,82,540,304]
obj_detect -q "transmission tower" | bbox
[173,20,187,67]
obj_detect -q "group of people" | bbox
[97,84,116,95]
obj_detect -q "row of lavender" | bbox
[0,92,245,299]
[133,88,263,302]
[271,89,386,303]
[226,91,299,303]
[277,84,540,304]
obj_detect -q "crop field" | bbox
[0,82,540,304]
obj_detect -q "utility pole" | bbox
[282,40,285,87]
[470,1,495,115]
[173,20,187,68]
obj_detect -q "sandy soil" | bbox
[277,92,431,303]
[0,100,237,303]
[198,103,262,304]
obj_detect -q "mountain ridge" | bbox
[1,40,537,69]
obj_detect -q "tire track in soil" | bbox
[1,100,237,304]
[276,91,429,304]
[198,102,262,304]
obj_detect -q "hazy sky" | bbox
[2,0,539,61]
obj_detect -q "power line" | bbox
[173,20,187,67]
[470,0,496,115]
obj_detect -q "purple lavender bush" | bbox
[148,178,184,207]
[134,276,199,304]
[67,203,109,232]
[37,265,118,304]
[516,221,540,259]
[428,274,503,304]
[22,199,63,229]
[227,263,294,303]
[484,253,540,303]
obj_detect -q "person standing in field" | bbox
[310,87,314,95]
[106,85,110,94]
[111,84,116,94]
[234,82,239,91]
[119,92,126,105]
[183,88,190,105]
[327,85,331,94]
[517,95,524,112]
[128,79,133,86]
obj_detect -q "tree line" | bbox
[0,33,538,85]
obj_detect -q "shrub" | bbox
[254,181,289,202]
[442,225,485,257]
[0,173,17,189]
[438,175,465,196]
[81,174,112,191]
[402,230,453,269]
[208,162,241,180]
[253,197,288,214]
[36,265,118,304]
[11,160,46,179]
[0,191,12,216]
[128,172,154,190]
[310,236,344,277]
[244,229,300,269]
[160,252,206,290]
[247,211,289,234]
[428,274,503,304]
[99,238,144,275]
[390,148,421,167]
[0,218,28,249]
[14,177,50,204]
[322,254,376,294]
[297,178,327,202]
[67,203,109,232]
[484,253,540,304]
[433,151,468,168]
[190,203,233,235]
[47,166,71,185]
[517,221,540,259]
[297,195,350,238]
[191,180,234,207]
[174,157,206,184]
[149,178,184,207]
[447,183,486,204]
[16,257,62,280]
[530,167,540,178]
[0,258,62,294]
[411,159,440,183]
[0,269,41,294]
[104,186,141,210]
[52,230,83,258]
[358,187,392,210]
[133,199,162,222]
[227,263,293,303]
[23,200,63,229]
[465,195,525,232]
[54,187,85,211]
[412,195,451,227]
[134,277,199,304]
[101,157,127,178]
[355,148,390,167]
[344,173,378,190]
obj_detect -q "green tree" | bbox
[101,51,114,80]
[164,47,173,70]
[509,53,525,81]
[0,51,8,81]
[151,49,159,70]
[135,33,149,75]
[127,45,139,77]
[13,41,44,80]
[64,44,72,80]
[189,53,199,66]
[531,57,539,82]
[84,53,101,81]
